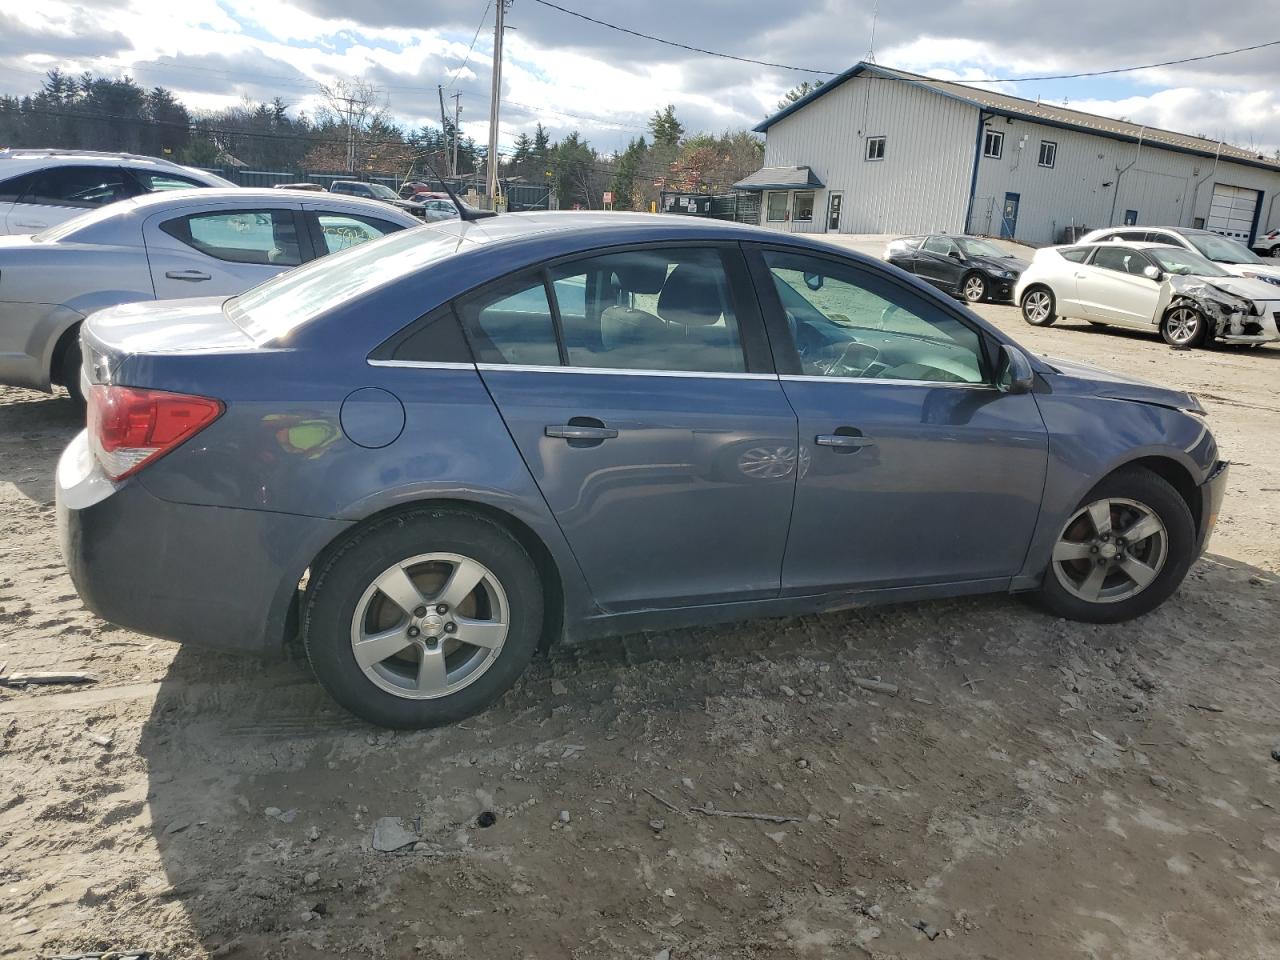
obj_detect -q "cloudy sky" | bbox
[2,0,1279,156]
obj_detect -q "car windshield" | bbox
[1187,232,1261,264]
[956,237,1008,258]
[225,228,465,342]
[1147,246,1230,277]
[368,183,400,200]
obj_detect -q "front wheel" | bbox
[961,273,987,303]
[1161,304,1208,347]
[1037,467,1196,623]
[1021,287,1056,326]
[304,508,543,728]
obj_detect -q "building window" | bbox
[1038,140,1057,168]
[983,130,1004,159]
[793,191,815,222]
[865,136,886,161]
[766,191,788,221]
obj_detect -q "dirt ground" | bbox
[2,305,1279,960]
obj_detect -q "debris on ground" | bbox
[690,804,801,824]
[0,670,98,687]
[852,676,898,696]
[371,817,417,852]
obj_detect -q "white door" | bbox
[2,165,135,235]
[1206,184,1259,243]
[1078,246,1161,325]
[143,205,305,299]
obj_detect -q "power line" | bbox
[529,0,1280,84]
[444,0,492,92]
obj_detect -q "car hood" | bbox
[386,198,426,212]
[1036,354,1202,413]
[969,253,1029,275]
[1181,271,1280,301]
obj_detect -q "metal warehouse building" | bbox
[739,62,1280,247]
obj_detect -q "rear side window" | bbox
[546,248,746,373]
[131,170,206,192]
[1059,246,1091,263]
[161,209,302,266]
[21,165,133,208]
[313,212,402,254]
[455,274,561,367]
[0,172,36,203]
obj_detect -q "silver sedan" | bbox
[0,188,424,402]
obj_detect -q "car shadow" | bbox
[1071,320,1280,358]
[131,550,1280,957]
[0,388,81,503]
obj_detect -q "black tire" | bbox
[303,507,543,728]
[1037,466,1196,624]
[1160,303,1208,348]
[1020,286,1056,326]
[960,272,987,303]
[58,334,85,408]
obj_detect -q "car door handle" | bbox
[165,269,212,281]
[815,433,875,449]
[545,424,618,440]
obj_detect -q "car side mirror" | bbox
[803,272,824,291]
[1142,264,1163,281]
[998,344,1035,394]
[948,250,964,260]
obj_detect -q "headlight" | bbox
[991,269,1013,279]
[1240,271,1280,287]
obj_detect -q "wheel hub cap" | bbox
[1051,497,1169,604]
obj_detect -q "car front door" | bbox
[749,246,1048,593]
[143,205,309,299]
[915,235,965,292]
[1077,246,1162,325]
[460,244,798,611]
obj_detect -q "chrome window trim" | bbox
[367,359,475,370]
[476,362,777,381]
[780,374,997,390]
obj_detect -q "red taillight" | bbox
[88,385,223,481]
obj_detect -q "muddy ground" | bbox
[1,305,1278,960]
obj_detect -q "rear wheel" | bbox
[304,508,543,728]
[1038,467,1195,623]
[58,334,85,408]
[1021,287,1056,326]
[1160,304,1207,347]
[961,273,987,303]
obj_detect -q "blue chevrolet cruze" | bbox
[56,212,1228,728]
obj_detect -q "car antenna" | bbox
[418,156,497,222]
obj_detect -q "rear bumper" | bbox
[57,431,351,655]
[1197,460,1230,554]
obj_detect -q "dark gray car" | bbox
[57,213,1229,728]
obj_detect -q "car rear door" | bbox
[143,203,309,299]
[748,245,1048,594]
[460,243,799,612]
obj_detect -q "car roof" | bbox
[0,149,209,173]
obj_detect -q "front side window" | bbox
[793,191,815,222]
[1090,246,1150,276]
[866,136,886,161]
[132,170,206,192]
[314,212,402,254]
[984,130,1004,159]
[922,236,960,257]
[160,209,302,266]
[764,250,986,385]
[766,191,788,221]
[22,165,132,208]
[1038,140,1057,167]
[547,247,746,374]
[456,274,561,367]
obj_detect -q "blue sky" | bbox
[1,0,1277,156]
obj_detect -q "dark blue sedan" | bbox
[57,213,1229,728]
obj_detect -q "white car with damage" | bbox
[1014,241,1280,348]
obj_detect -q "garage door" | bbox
[1206,183,1259,242]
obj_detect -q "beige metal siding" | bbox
[761,75,977,235]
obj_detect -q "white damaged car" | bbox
[1014,241,1280,348]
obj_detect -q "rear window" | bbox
[225,227,464,342]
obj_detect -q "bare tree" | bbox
[317,78,391,174]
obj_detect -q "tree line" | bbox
[0,71,767,210]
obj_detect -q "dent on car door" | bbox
[143,206,307,298]
[461,244,799,611]
[749,245,1048,593]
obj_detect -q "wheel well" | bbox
[1117,456,1202,535]
[1019,283,1050,305]
[50,321,82,388]
[291,499,565,655]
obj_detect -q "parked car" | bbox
[884,234,1028,303]
[58,213,1228,728]
[0,188,420,402]
[273,182,326,191]
[328,180,428,217]
[419,197,459,223]
[1253,228,1280,258]
[1014,241,1280,347]
[0,149,233,235]
[1080,225,1280,287]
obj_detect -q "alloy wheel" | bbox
[1164,307,1201,346]
[350,552,509,699]
[1024,290,1052,323]
[1051,498,1168,604]
[963,276,986,302]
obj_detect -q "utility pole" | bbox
[486,0,509,209]
[437,84,451,178]
[333,95,361,175]
[451,92,462,180]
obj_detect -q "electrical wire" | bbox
[444,0,492,91]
